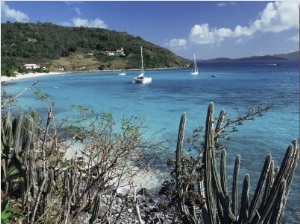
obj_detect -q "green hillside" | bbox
[1,22,189,76]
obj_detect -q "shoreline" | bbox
[62,140,168,192]
[1,67,185,83]
[1,71,69,83]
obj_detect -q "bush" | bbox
[1,106,158,223]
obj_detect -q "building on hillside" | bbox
[104,51,115,56]
[103,47,125,57]
[115,47,126,57]
[23,64,40,69]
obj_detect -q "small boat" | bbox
[118,69,126,76]
[211,74,217,77]
[132,72,152,84]
[190,53,198,75]
[132,46,152,84]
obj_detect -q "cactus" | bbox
[1,110,34,202]
[13,112,23,155]
[174,112,199,222]
[251,141,299,223]
[238,174,249,223]
[247,154,272,219]
[175,113,187,216]
[3,109,15,148]
[202,102,217,223]
[220,149,227,194]
[1,110,60,222]
[173,102,299,223]
[232,155,241,217]
[2,102,298,224]
[89,195,101,224]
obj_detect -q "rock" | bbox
[150,207,159,213]
[115,197,123,205]
[137,188,152,196]
[148,198,155,204]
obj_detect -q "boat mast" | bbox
[141,46,144,72]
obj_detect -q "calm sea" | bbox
[2,60,299,223]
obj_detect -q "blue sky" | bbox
[1,1,299,60]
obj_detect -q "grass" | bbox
[49,53,100,71]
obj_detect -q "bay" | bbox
[2,60,299,223]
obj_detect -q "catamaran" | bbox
[132,46,152,84]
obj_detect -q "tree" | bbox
[1,22,188,71]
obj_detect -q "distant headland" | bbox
[198,51,299,63]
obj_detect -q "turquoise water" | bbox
[2,60,299,222]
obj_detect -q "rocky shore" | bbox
[61,141,174,223]
[78,188,173,223]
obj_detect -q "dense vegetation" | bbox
[1,22,189,76]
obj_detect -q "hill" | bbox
[1,22,189,75]
[274,51,299,60]
[201,51,299,62]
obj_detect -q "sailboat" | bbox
[118,69,126,76]
[132,46,152,84]
[190,53,198,75]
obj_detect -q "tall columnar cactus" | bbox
[1,110,58,223]
[174,112,199,223]
[175,113,187,216]
[90,195,101,224]
[220,149,227,194]
[174,102,299,223]
[251,140,299,223]
[232,155,241,217]
[1,110,35,202]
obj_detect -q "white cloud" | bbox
[217,3,227,7]
[233,25,253,37]
[252,1,299,33]
[217,2,236,7]
[189,1,299,45]
[166,38,187,50]
[1,1,29,22]
[290,34,299,42]
[74,7,82,16]
[189,24,217,44]
[170,38,187,47]
[72,18,107,28]
[217,28,232,38]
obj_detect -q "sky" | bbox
[1,1,299,60]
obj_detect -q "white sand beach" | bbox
[1,72,68,83]
[63,140,168,193]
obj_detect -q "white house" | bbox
[116,47,125,57]
[104,51,115,56]
[23,64,40,69]
[103,47,125,57]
